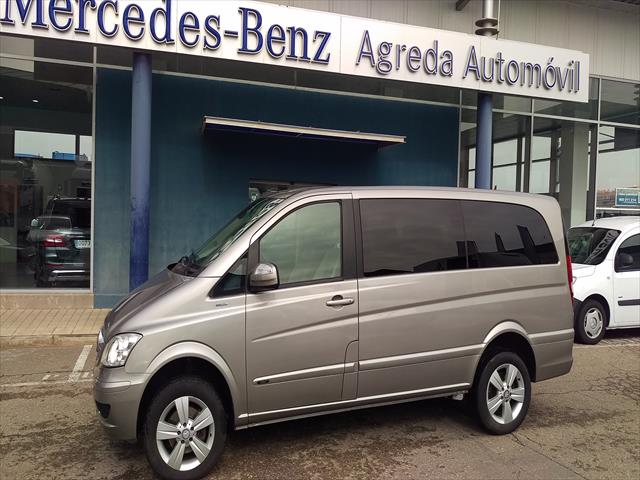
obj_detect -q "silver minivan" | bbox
[94,187,574,480]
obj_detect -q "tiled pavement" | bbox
[0,308,109,344]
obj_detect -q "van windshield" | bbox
[172,197,284,276]
[567,227,620,265]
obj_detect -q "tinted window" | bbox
[568,227,621,265]
[360,199,466,277]
[616,234,640,271]
[211,255,247,297]
[260,202,342,285]
[462,201,558,268]
[50,201,91,228]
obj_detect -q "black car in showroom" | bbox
[28,197,91,287]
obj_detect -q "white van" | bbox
[569,216,640,344]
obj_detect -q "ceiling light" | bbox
[32,99,39,103]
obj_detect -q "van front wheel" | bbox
[575,299,606,344]
[143,376,227,480]
[474,352,531,435]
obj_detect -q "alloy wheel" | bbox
[486,363,526,425]
[156,396,215,471]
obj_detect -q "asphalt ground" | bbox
[0,331,638,480]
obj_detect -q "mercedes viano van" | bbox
[94,187,574,480]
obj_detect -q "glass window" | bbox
[531,117,596,226]
[462,90,531,113]
[595,126,640,218]
[600,80,640,126]
[462,201,559,268]
[211,255,247,297]
[460,110,530,192]
[0,35,93,63]
[360,199,466,277]
[534,77,599,120]
[0,61,93,289]
[260,202,342,285]
[568,227,621,265]
[616,234,640,271]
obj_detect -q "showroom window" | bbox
[0,57,93,288]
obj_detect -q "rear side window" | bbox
[360,199,466,277]
[462,200,558,268]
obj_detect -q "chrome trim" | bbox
[359,344,484,371]
[253,362,347,385]
[248,382,470,419]
[529,328,574,345]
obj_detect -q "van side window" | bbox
[211,255,247,297]
[260,202,342,286]
[616,234,640,271]
[462,201,558,268]
[360,199,466,277]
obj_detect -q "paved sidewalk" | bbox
[0,308,109,346]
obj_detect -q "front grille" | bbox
[96,401,111,419]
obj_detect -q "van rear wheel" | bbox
[143,376,227,480]
[474,351,531,435]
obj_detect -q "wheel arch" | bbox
[474,322,537,383]
[577,294,611,328]
[136,342,242,437]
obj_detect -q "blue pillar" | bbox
[474,91,493,189]
[129,52,152,290]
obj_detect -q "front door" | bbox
[245,196,358,420]
[613,233,640,325]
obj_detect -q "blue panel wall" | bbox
[94,68,459,307]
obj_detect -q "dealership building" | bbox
[0,0,638,307]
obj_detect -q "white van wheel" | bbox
[575,299,607,345]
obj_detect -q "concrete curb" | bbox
[0,334,96,348]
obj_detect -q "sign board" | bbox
[0,0,590,102]
[615,188,640,208]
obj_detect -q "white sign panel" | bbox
[0,0,589,102]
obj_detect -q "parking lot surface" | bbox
[1,331,638,480]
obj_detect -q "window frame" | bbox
[247,198,356,291]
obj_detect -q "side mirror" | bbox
[615,252,634,271]
[249,263,279,292]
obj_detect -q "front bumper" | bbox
[93,365,149,441]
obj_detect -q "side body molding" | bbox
[145,341,245,427]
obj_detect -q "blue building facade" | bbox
[93,68,459,306]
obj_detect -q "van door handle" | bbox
[326,296,354,307]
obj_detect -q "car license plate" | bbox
[74,240,91,249]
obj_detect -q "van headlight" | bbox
[101,333,142,368]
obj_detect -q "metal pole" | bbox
[474,0,498,190]
[129,52,152,290]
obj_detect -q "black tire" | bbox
[575,299,607,345]
[474,351,531,435]
[143,376,227,480]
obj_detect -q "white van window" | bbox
[616,234,640,271]
[260,202,342,285]
[568,227,620,265]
